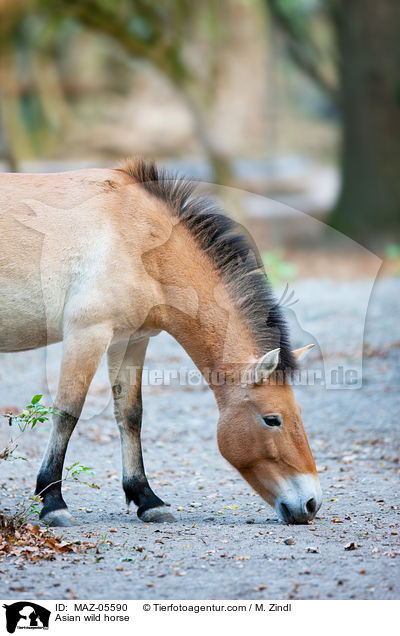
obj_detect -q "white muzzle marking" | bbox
[274,474,322,524]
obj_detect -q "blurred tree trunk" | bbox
[0,53,33,172]
[329,0,400,242]
[179,88,234,186]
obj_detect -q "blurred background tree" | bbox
[0,0,242,183]
[266,0,400,243]
[0,0,399,248]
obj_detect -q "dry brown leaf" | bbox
[0,514,94,562]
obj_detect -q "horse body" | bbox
[0,161,322,526]
[0,169,141,350]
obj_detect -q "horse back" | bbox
[0,168,142,351]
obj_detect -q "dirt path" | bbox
[0,277,399,600]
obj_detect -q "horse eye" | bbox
[262,415,282,427]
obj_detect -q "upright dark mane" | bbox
[119,158,297,372]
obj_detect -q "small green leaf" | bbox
[31,394,43,405]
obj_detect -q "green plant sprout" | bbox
[0,394,59,462]
[1,395,99,523]
[385,244,400,274]
[261,250,298,287]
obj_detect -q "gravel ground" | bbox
[0,277,399,600]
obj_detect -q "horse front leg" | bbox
[36,324,112,526]
[107,338,175,523]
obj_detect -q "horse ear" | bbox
[292,344,314,361]
[253,348,280,384]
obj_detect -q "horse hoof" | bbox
[139,507,176,523]
[41,509,76,527]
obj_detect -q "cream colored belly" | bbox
[0,277,63,352]
[0,179,115,352]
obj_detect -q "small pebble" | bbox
[284,537,295,545]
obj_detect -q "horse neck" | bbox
[143,218,258,400]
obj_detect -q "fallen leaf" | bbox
[65,588,78,599]
[0,514,94,563]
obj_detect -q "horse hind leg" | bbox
[108,338,175,523]
[36,324,112,526]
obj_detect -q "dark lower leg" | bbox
[117,397,168,519]
[35,411,77,519]
[123,476,165,518]
[109,338,174,522]
[36,325,112,525]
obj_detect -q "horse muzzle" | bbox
[274,474,322,524]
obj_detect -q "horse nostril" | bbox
[306,497,316,515]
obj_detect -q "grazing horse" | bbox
[0,159,321,526]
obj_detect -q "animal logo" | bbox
[2,602,50,633]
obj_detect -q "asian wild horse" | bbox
[0,159,321,526]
